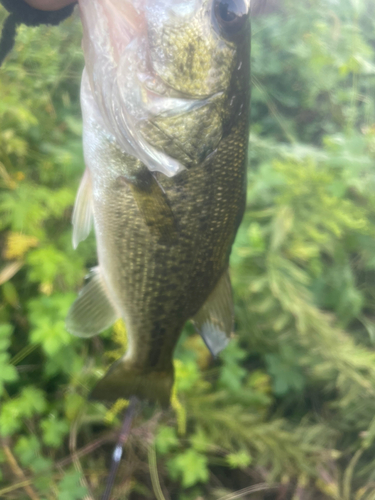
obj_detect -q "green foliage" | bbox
[226,450,252,469]
[41,414,70,448]
[167,449,210,488]
[56,470,88,500]
[156,426,179,455]
[265,345,306,396]
[0,324,18,396]
[1,0,375,499]
[0,387,46,436]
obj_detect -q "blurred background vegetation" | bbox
[1,0,375,498]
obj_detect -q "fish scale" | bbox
[66,0,251,406]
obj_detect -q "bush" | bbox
[1,1,375,498]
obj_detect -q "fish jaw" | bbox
[79,0,144,66]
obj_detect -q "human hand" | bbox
[23,0,77,11]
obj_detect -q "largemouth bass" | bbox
[66,0,251,407]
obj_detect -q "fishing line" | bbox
[101,396,139,500]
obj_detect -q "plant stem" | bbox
[1,442,40,500]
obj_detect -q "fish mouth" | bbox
[89,0,146,60]
[79,0,186,176]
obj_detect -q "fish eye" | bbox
[213,0,249,38]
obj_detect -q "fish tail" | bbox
[90,356,174,408]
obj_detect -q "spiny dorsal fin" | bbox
[192,269,234,357]
[66,267,119,337]
[72,168,93,249]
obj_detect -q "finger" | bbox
[23,0,77,11]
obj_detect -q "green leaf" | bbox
[265,346,306,396]
[0,362,18,385]
[226,450,252,469]
[30,455,54,474]
[41,415,69,448]
[15,436,40,467]
[64,393,85,421]
[174,360,200,392]
[57,470,88,500]
[155,425,179,455]
[28,294,75,356]
[190,427,211,453]
[19,387,47,417]
[218,341,247,392]
[0,386,47,436]
[167,449,209,487]
[0,323,13,341]
[0,400,23,436]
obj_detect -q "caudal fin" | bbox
[90,356,174,408]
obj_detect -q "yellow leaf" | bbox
[15,172,25,181]
[105,319,128,361]
[171,383,186,436]
[104,399,129,424]
[4,233,38,260]
[40,282,53,296]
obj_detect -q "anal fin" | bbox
[66,267,118,338]
[125,168,178,245]
[72,168,93,249]
[192,270,234,357]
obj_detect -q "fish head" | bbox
[79,0,251,175]
[145,0,250,98]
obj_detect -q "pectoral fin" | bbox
[72,169,93,249]
[126,168,178,244]
[66,267,118,337]
[192,270,234,357]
